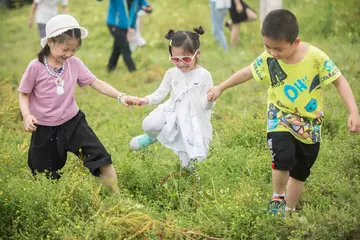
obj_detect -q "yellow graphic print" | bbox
[251,44,341,143]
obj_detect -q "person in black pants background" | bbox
[226,0,257,47]
[106,0,151,72]
[107,25,135,72]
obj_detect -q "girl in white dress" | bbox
[130,27,215,172]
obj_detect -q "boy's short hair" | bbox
[261,9,299,43]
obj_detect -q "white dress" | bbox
[145,67,215,161]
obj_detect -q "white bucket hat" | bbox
[40,14,88,48]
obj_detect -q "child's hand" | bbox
[207,92,215,102]
[126,28,136,42]
[142,5,153,14]
[348,112,360,133]
[120,95,137,107]
[24,114,37,132]
[129,97,146,106]
[129,96,143,106]
[207,86,223,102]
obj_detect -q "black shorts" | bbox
[267,132,320,181]
[28,110,112,179]
[229,0,254,24]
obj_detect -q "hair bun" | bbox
[165,29,175,39]
[193,26,205,36]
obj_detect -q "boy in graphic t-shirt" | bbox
[208,9,360,217]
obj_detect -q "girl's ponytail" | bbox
[165,26,205,56]
[37,45,50,64]
[193,26,205,37]
[165,29,175,40]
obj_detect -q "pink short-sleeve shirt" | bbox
[18,56,96,126]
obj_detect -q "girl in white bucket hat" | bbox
[18,14,137,192]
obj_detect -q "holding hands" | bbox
[118,94,138,107]
[207,86,223,102]
[89,79,146,107]
[118,94,148,107]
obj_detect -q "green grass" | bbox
[1,0,360,239]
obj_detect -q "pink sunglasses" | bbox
[169,49,199,64]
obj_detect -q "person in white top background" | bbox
[129,27,215,173]
[128,5,153,52]
[259,0,282,26]
[28,0,69,39]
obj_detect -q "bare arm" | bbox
[219,65,253,91]
[332,75,360,132]
[28,2,38,28]
[19,92,37,132]
[19,92,31,119]
[90,79,121,98]
[89,79,136,107]
[208,65,253,102]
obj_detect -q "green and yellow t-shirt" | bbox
[250,43,341,144]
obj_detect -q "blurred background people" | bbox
[209,0,230,51]
[128,5,152,52]
[226,0,257,47]
[259,0,283,26]
[28,0,69,39]
[106,0,151,73]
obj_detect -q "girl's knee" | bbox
[142,115,162,132]
[142,117,153,132]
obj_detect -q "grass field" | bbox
[1,0,360,239]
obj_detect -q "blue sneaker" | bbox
[129,134,156,150]
[269,196,286,218]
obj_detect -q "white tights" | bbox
[142,111,191,167]
[142,110,166,141]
